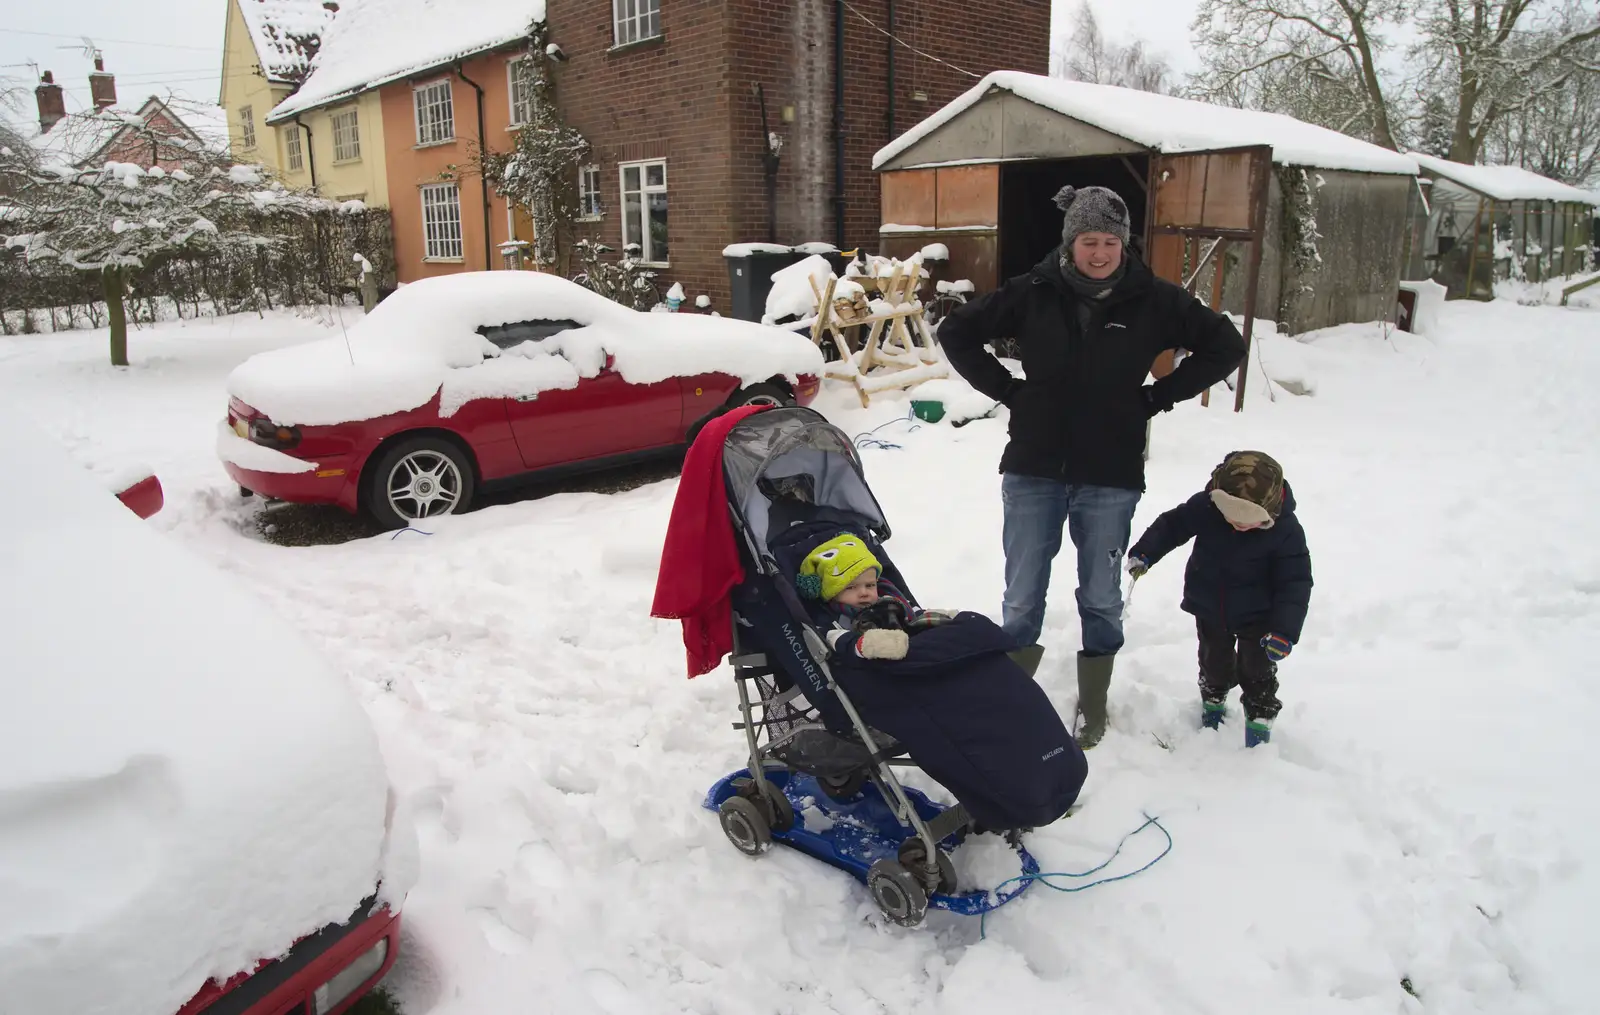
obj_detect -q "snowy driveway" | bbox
[2,300,1597,1014]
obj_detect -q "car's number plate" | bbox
[233,418,249,439]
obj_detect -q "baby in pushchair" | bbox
[677,406,1088,926]
[795,531,952,662]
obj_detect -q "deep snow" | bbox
[1,298,1598,1013]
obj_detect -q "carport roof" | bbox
[873,72,1419,177]
[1409,153,1600,205]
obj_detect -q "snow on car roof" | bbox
[873,71,1420,177]
[1409,153,1600,205]
[226,271,827,427]
[0,412,404,1015]
[269,0,546,120]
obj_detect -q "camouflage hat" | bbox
[1207,451,1286,520]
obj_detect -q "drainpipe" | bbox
[295,116,317,192]
[455,64,494,271]
[833,0,846,250]
[886,0,895,139]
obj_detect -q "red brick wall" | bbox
[101,110,207,172]
[545,0,734,306]
[543,0,1048,314]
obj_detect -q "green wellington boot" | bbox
[1007,643,1046,678]
[1074,652,1115,749]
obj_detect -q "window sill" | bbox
[637,261,670,269]
[608,34,665,55]
[413,138,457,150]
[577,215,604,223]
[423,257,465,264]
[331,158,362,166]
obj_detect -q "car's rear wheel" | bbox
[734,382,793,409]
[367,436,475,530]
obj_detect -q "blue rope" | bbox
[853,410,921,451]
[390,527,434,540]
[979,813,1173,938]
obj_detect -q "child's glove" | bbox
[1125,554,1149,580]
[1261,633,1293,661]
[857,629,909,660]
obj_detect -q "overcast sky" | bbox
[1,0,1201,130]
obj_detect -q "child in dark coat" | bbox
[1127,451,1313,746]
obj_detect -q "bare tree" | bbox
[1478,31,1600,183]
[1193,0,1600,162]
[1052,2,1177,94]
[1412,0,1600,163]
[1191,0,1405,148]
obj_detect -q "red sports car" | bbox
[220,271,825,528]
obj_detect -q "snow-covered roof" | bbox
[268,0,545,121]
[873,71,1420,177]
[1408,153,1600,205]
[164,100,232,155]
[29,109,134,166]
[226,270,825,426]
[0,410,410,1015]
[237,0,337,84]
[29,98,229,167]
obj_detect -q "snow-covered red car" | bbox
[0,413,416,1015]
[219,271,826,528]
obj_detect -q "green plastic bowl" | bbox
[910,399,946,423]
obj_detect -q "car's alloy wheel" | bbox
[387,450,463,519]
[367,437,475,529]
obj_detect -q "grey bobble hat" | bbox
[1054,185,1132,249]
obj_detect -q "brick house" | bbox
[29,62,231,172]
[270,0,1048,308]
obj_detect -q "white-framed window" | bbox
[414,79,455,145]
[283,125,303,171]
[421,182,464,260]
[619,159,667,264]
[239,105,256,149]
[508,57,535,126]
[331,107,361,162]
[613,0,662,46]
[578,164,602,219]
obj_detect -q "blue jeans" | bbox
[1000,474,1142,655]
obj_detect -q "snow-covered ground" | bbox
[2,297,1597,1014]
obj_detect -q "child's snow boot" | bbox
[1200,698,1226,730]
[1245,717,1273,748]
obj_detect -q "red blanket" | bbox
[651,404,771,677]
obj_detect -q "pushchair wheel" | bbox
[718,797,772,856]
[898,839,958,895]
[817,770,867,801]
[867,859,929,927]
[733,777,795,832]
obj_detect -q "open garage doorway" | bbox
[999,155,1151,281]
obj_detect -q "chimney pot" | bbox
[36,70,66,133]
[89,58,117,112]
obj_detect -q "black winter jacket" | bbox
[939,250,1246,491]
[1129,486,1313,643]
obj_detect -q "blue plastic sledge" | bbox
[705,767,1039,924]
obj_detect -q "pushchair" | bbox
[702,407,1085,926]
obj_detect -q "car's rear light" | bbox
[312,936,389,1014]
[796,375,821,398]
[249,420,302,450]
